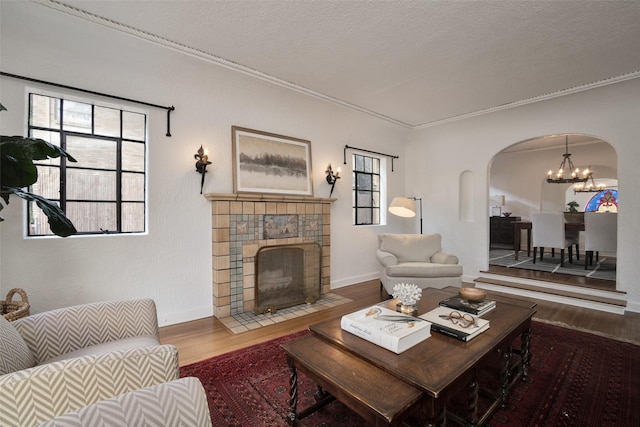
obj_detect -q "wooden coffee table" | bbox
[281,288,536,426]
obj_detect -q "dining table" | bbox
[513,220,584,260]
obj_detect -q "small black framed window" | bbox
[27,93,146,236]
[352,153,380,225]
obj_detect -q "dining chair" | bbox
[531,212,579,267]
[584,212,617,269]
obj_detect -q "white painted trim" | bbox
[624,300,640,314]
[330,272,380,289]
[32,0,640,130]
[475,282,626,315]
[414,71,640,129]
[158,307,213,327]
[477,273,625,300]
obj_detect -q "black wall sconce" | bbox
[325,164,341,197]
[194,145,211,194]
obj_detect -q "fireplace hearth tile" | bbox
[217,292,351,334]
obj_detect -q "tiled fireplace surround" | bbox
[205,193,334,319]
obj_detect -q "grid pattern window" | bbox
[352,153,380,225]
[27,93,146,236]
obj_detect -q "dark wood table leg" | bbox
[466,377,479,426]
[286,355,299,426]
[499,347,512,408]
[521,328,532,381]
[514,223,521,260]
[526,228,531,256]
[425,406,447,427]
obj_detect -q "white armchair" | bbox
[376,233,463,295]
[0,299,180,427]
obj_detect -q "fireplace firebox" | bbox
[254,243,321,314]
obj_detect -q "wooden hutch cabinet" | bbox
[490,216,521,248]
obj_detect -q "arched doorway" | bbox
[488,134,617,281]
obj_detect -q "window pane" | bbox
[356,173,371,191]
[62,100,92,133]
[122,203,144,232]
[28,204,52,236]
[356,208,372,224]
[66,202,117,233]
[31,130,61,166]
[67,169,116,200]
[30,94,58,128]
[351,153,381,226]
[94,106,120,137]
[372,174,380,191]
[357,190,371,207]
[122,111,145,140]
[372,192,380,207]
[122,172,144,201]
[372,208,380,224]
[364,156,372,173]
[122,141,145,172]
[66,135,117,169]
[32,166,60,199]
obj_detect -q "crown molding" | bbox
[33,0,640,131]
[414,71,640,129]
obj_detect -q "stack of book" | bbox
[420,306,490,342]
[438,295,496,317]
[341,306,432,354]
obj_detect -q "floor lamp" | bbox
[388,196,423,234]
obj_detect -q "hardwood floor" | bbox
[159,279,640,367]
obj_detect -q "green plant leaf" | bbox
[7,187,77,237]
[0,135,76,161]
[1,136,77,188]
[1,107,77,236]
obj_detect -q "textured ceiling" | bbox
[49,0,640,130]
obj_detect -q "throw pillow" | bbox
[0,315,35,375]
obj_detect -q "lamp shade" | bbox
[490,195,505,207]
[388,197,416,218]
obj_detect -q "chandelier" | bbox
[546,135,592,184]
[573,175,606,193]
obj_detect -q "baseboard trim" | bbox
[331,272,380,289]
[159,307,213,327]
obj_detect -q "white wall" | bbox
[2,2,638,324]
[0,2,410,325]
[406,78,640,312]
[490,141,617,219]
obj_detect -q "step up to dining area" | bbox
[474,268,627,314]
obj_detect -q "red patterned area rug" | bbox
[180,322,639,426]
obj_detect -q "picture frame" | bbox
[232,126,313,196]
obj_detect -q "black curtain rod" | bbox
[343,144,399,171]
[0,71,175,137]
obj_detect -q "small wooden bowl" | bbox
[459,288,487,302]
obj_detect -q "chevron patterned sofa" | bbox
[0,299,184,427]
[40,377,212,427]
